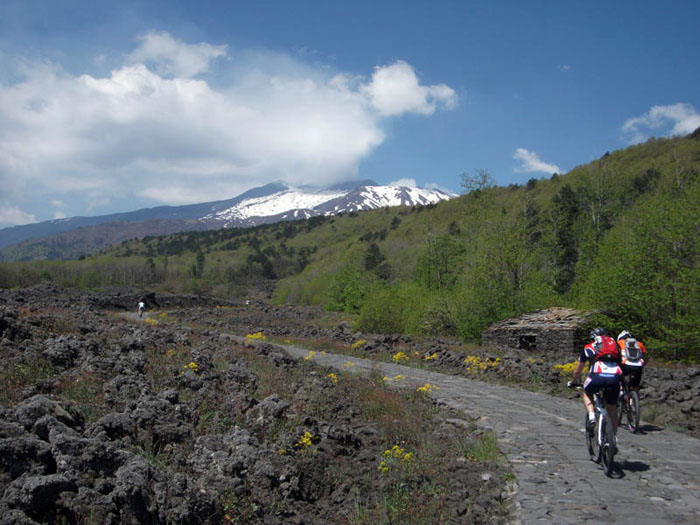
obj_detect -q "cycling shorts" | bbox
[621,364,644,388]
[583,373,621,405]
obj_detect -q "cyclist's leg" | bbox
[602,376,622,437]
[628,366,643,392]
[582,376,596,420]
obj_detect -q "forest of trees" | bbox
[1,132,698,360]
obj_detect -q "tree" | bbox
[364,243,385,271]
[550,184,580,294]
[459,169,494,196]
[190,250,205,278]
[415,234,466,290]
[583,180,700,359]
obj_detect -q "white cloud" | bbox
[0,33,458,224]
[127,31,228,78]
[0,206,36,225]
[513,148,560,174]
[388,177,417,188]
[622,103,700,144]
[425,182,458,196]
[362,60,457,116]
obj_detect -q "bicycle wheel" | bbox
[602,416,615,477]
[592,414,603,463]
[585,415,597,461]
[628,391,640,433]
[616,393,624,426]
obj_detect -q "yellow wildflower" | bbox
[553,361,578,376]
[392,351,409,363]
[181,361,199,375]
[295,431,314,449]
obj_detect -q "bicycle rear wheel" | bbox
[601,417,615,477]
[592,415,603,463]
[585,415,597,461]
[627,391,640,433]
[616,393,624,426]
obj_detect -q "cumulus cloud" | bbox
[0,206,36,226]
[388,177,417,188]
[362,60,457,116]
[622,103,700,144]
[513,148,560,174]
[0,33,458,226]
[126,31,228,78]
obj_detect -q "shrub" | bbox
[355,282,426,334]
[326,266,372,313]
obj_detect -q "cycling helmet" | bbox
[589,327,608,340]
[617,330,632,341]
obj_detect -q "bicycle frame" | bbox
[570,381,616,476]
[592,391,615,476]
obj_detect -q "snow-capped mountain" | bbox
[0,180,455,259]
[200,182,455,228]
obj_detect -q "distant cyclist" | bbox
[137,301,145,318]
[570,328,623,445]
[617,330,647,393]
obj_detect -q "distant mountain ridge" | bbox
[0,180,455,260]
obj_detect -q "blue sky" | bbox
[1,0,699,227]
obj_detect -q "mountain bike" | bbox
[617,375,640,433]
[569,382,616,477]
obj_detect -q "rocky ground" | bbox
[190,298,700,438]
[0,283,515,524]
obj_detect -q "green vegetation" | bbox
[1,132,699,360]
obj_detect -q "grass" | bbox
[0,358,55,405]
[456,431,502,463]
[221,490,258,524]
[58,372,106,423]
[355,372,436,447]
[144,343,191,392]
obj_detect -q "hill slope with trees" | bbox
[1,131,698,359]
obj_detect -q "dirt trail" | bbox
[234,336,700,525]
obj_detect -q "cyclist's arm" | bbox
[572,360,587,383]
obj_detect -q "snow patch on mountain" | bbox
[208,189,346,221]
[357,186,448,208]
[200,183,454,226]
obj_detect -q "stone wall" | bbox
[481,307,587,356]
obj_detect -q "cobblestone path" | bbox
[235,337,700,525]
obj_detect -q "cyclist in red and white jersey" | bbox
[570,328,623,442]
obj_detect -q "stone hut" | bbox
[481,307,588,356]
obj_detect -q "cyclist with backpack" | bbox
[617,330,647,393]
[569,328,623,444]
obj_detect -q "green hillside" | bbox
[2,131,698,359]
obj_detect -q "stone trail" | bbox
[234,336,700,525]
